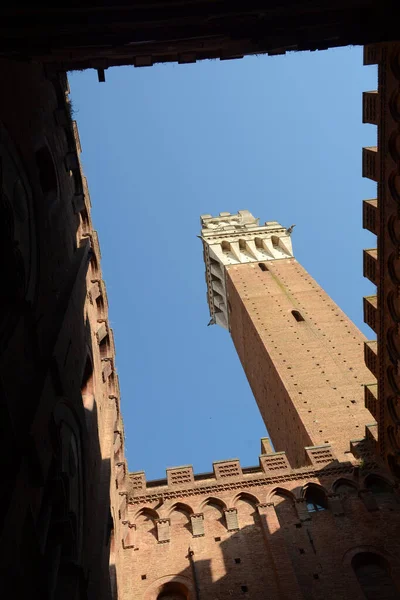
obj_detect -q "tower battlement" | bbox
[201,210,293,329]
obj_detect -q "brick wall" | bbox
[226,259,375,466]
[124,455,400,600]
[0,60,125,600]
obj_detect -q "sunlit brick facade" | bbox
[122,209,400,600]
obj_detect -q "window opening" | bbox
[291,310,305,322]
[305,486,328,513]
[258,263,268,272]
[365,475,393,495]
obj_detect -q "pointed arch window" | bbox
[333,479,358,497]
[365,475,393,495]
[305,485,328,513]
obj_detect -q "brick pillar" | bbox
[257,503,304,600]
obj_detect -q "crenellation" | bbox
[305,445,337,468]
[213,459,242,480]
[127,442,368,503]
[260,452,291,474]
[167,466,195,487]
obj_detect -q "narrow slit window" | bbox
[258,263,268,272]
[292,310,305,322]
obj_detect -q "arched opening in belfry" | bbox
[271,235,280,249]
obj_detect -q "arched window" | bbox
[234,493,260,527]
[201,497,226,537]
[271,235,280,249]
[365,475,393,495]
[333,479,358,497]
[157,582,189,600]
[305,485,328,513]
[272,491,298,527]
[352,552,399,600]
[221,240,230,252]
[365,475,397,508]
[169,503,193,537]
[134,508,158,547]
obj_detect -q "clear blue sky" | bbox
[70,47,377,480]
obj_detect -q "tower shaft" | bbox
[201,211,375,466]
[226,258,373,466]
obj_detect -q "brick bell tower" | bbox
[201,210,375,467]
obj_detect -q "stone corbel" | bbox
[156,518,171,543]
[190,513,205,537]
[224,508,239,531]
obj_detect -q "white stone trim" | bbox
[201,211,294,330]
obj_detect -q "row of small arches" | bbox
[132,474,396,523]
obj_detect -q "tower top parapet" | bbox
[200,210,294,329]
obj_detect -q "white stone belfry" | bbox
[200,210,294,330]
